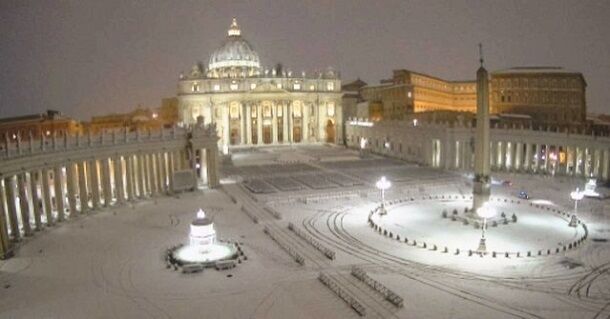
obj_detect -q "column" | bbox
[489,141,496,169]
[78,161,88,213]
[523,143,532,172]
[160,153,167,192]
[497,141,504,170]
[53,166,65,221]
[303,103,309,143]
[582,147,591,177]
[593,149,601,178]
[506,142,513,171]
[41,169,54,226]
[139,154,147,197]
[240,104,246,145]
[29,171,42,230]
[4,177,20,240]
[257,105,263,145]
[156,153,164,194]
[114,156,125,204]
[88,160,100,209]
[272,104,279,144]
[0,183,12,258]
[206,147,219,188]
[288,103,294,143]
[199,149,207,183]
[148,154,157,196]
[601,149,609,181]
[132,155,140,197]
[282,104,288,143]
[102,159,112,206]
[543,145,550,173]
[65,163,78,216]
[168,152,175,193]
[514,142,522,171]
[223,107,230,149]
[246,104,252,145]
[17,174,32,236]
[125,155,134,201]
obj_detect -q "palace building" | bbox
[177,18,342,150]
[354,67,587,125]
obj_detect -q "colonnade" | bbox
[0,125,219,259]
[346,119,610,182]
[448,140,609,179]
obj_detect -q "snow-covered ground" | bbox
[1,145,609,318]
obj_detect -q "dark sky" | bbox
[1,0,609,120]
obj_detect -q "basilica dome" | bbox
[207,18,261,78]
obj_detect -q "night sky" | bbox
[1,0,609,120]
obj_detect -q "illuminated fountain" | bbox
[169,209,239,267]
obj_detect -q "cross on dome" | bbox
[228,17,241,36]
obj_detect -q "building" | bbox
[490,67,587,124]
[0,110,82,141]
[84,98,179,134]
[353,67,587,124]
[177,18,343,150]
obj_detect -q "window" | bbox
[293,82,301,90]
[230,81,238,91]
[263,101,272,118]
[192,82,200,92]
[230,102,240,119]
[327,81,335,91]
[309,84,315,91]
[277,83,282,89]
[250,83,257,90]
[407,91,412,98]
[213,84,220,91]
[293,101,302,118]
[327,102,335,117]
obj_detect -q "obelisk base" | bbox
[477,237,487,253]
[473,178,490,212]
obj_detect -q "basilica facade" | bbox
[177,19,342,150]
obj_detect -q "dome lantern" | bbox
[228,17,241,37]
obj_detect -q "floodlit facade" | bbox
[357,67,587,124]
[177,18,343,149]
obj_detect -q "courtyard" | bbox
[1,145,609,319]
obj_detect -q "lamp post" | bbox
[376,176,391,215]
[549,152,557,176]
[359,137,367,158]
[476,203,496,253]
[569,188,584,227]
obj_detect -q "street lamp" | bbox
[359,137,368,158]
[376,176,391,215]
[549,152,558,176]
[476,203,496,253]
[569,188,584,227]
[360,137,367,150]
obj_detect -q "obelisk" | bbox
[473,44,491,211]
